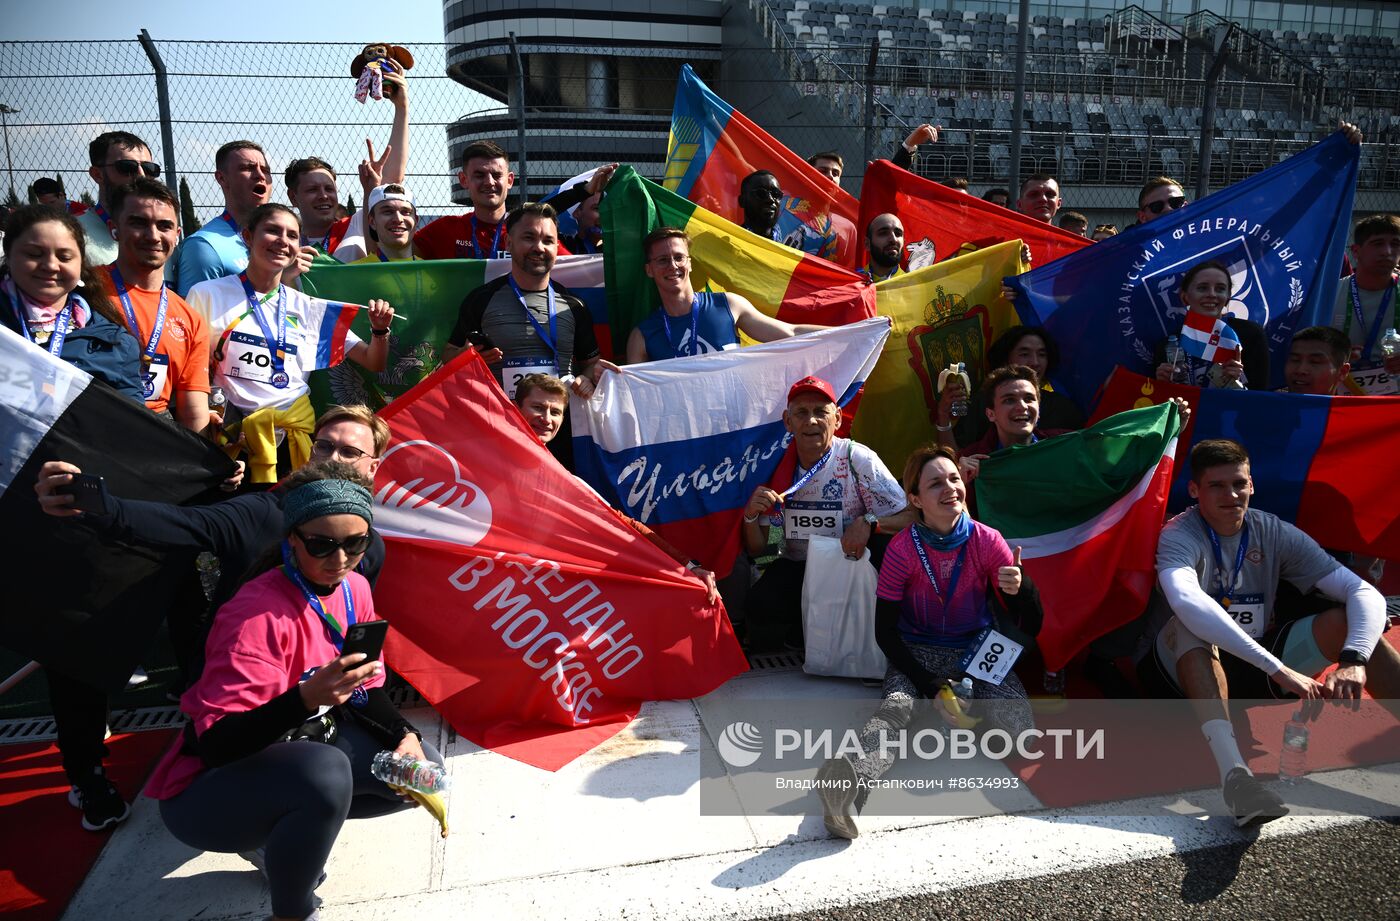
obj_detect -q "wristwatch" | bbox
[1337,649,1368,667]
[862,512,879,532]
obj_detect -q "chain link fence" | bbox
[0,39,475,223]
[1,26,1396,232]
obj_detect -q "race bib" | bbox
[958,628,1024,686]
[1346,362,1397,396]
[141,353,170,404]
[783,500,843,541]
[1224,592,1267,638]
[222,330,299,384]
[500,356,558,401]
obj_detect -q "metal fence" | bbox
[0,39,475,222]
[0,29,1396,229]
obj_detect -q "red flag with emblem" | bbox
[374,349,748,770]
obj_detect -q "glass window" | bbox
[1382,9,1400,33]
[1252,2,1280,26]
[1198,0,1229,16]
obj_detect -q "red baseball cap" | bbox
[787,375,837,404]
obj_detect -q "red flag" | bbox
[375,350,748,770]
[857,159,1091,271]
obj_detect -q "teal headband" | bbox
[282,479,374,532]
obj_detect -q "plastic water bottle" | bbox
[208,385,227,420]
[371,751,450,794]
[950,362,969,418]
[953,676,974,703]
[1165,335,1190,384]
[1381,328,1400,358]
[1042,669,1065,695]
[1278,710,1309,784]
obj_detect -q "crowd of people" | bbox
[3,67,1398,918]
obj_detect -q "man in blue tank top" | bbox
[625,228,828,364]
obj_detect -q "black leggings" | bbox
[160,720,443,919]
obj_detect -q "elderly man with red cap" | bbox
[739,376,916,651]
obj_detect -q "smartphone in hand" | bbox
[340,620,390,671]
[58,473,109,515]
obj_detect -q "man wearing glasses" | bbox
[625,227,825,363]
[78,131,162,266]
[1136,177,1188,226]
[33,404,390,829]
[737,170,840,260]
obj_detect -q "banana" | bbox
[393,784,449,837]
[935,683,982,730]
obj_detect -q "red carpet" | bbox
[0,730,175,921]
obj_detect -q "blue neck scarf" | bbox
[914,512,974,552]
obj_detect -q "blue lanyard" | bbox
[660,295,700,357]
[376,250,389,263]
[780,445,833,503]
[110,267,167,364]
[281,541,356,650]
[10,289,74,356]
[1347,276,1397,358]
[91,203,114,233]
[238,272,289,386]
[911,528,968,613]
[1204,518,1250,607]
[469,215,505,259]
[508,277,559,358]
[219,210,238,233]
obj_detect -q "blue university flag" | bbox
[1008,131,1359,412]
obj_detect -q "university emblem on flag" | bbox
[374,439,493,547]
[1140,237,1272,327]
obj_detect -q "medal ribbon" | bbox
[660,294,700,357]
[911,527,968,615]
[1346,276,1399,359]
[281,541,356,650]
[469,215,505,259]
[9,287,74,356]
[507,277,559,362]
[110,267,167,366]
[238,272,288,382]
[778,445,833,507]
[91,202,114,234]
[1204,518,1250,608]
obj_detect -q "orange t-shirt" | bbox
[100,266,211,414]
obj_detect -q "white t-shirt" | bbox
[766,437,907,562]
[188,274,362,413]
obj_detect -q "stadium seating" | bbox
[759,0,1399,189]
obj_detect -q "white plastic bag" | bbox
[801,536,887,680]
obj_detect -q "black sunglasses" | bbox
[1145,195,1186,215]
[294,528,372,558]
[108,158,161,178]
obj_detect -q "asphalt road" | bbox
[759,817,1400,921]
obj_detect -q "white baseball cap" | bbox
[367,183,416,215]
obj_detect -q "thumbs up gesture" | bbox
[997,546,1023,595]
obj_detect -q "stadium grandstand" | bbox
[443,0,1400,226]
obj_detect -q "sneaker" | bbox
[1222,767,1287,829]
[240,848,327,889]
[815,757,860,840]
[67,766,130,831]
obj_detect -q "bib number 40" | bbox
[239,351,272,368]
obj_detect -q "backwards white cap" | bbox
[367,183,415,215]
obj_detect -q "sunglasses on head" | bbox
[108,159,161,178]
[1145,195,1186,215]
[294,528,372,558]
